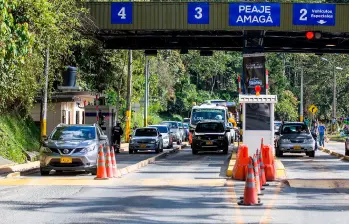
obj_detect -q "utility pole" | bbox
[41,46,49,139]
[144,56,149,127]
[333,65,336,120]
[125,50,132,143]
[300,66,304,122]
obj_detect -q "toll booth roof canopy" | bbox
[239,95,278,103]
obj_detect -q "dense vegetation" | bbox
[1,0,349,161]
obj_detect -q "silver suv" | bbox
[40,124,109,175]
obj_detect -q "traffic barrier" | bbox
[253,154,263,195]
[105,146,114,178]
[258,150,268,186]
[110,146,120,178]
[262,145,276,181]
[256,149,265,190]
[232,144,249,180]
[238,157,262,206]
[95,145,108,180]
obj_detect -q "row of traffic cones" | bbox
[238,147,269,206]
[95,145,120,180]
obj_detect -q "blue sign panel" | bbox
[229,3,280,26]
[111,2,133,24]
[293,4,336,26]
[188,2,209,24]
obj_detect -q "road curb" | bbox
[226,151,237,177]
[0,161,40,177]
[319,146,349,161]
[275,159,287,179]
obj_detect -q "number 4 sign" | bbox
[188,2,209,24]
[111,2,133,24]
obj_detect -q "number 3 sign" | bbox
[111,2,133,24]
[188,2,209,24]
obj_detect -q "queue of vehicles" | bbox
[39,99,237,175]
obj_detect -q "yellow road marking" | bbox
[226,180,244,224]
[259,182,283,224]
[0,177,226,187]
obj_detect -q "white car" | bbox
[148,125,173,149]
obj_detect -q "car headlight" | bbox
[81,144,96,153]
[40,147,52,153]
[281,139,291,143]
[150,140,156,144]
[218,136,224,140]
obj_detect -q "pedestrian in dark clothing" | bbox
[112,122,123,153]
[311,123,318,151]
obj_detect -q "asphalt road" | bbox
[0,146,348,223]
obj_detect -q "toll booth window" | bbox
[245,103,270,130]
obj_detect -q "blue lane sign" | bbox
[188,2,209,24]
[229,3,280,26]
[293,4,335,26]
[111,2,133,24]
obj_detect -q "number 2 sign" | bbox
[188,2,209,24]
[111,2,133,24]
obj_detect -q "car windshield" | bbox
[183,124,189,128]
[161,122,178,129]
[183,118,190,123]
[196,122,224,133]
[50,126,96,141]
[135,128,158,136]
[150,126,168,133]
[281,124,309,134]
[191,108,225,125]
[178,123,183,128]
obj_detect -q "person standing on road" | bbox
[112,121,124,153]
[318,121,326,147]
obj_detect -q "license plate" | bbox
[294,145,301,150]
[140,144,147,148]
[207,141,213,145]
[60,157,72,163]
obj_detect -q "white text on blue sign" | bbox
[293,4,336,26]
[229,3,280,26]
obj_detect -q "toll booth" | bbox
[239,95,278,155]
[84,105,117,145]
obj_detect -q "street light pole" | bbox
[333,64,336,120]
[144,56,149,127]
[300,66,304,122]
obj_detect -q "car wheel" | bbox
[155,144,160,154]
[91,168,97,175]
[346,149,349,156]
[192,147,198,155]
[223,145,229,154]
[160,143,164,152]
[40,168,50,176]
[309,151,315,158]
[129,149,134,154]
[276,148,283,157]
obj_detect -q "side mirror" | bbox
[99,135,108,140]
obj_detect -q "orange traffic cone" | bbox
[95,145,108,180]
[111,146,120,178]
[238,157,262,206]
[253,154,263,195]
[256,149,265,190]
[259,150,269,187]
[105,146,113,178]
